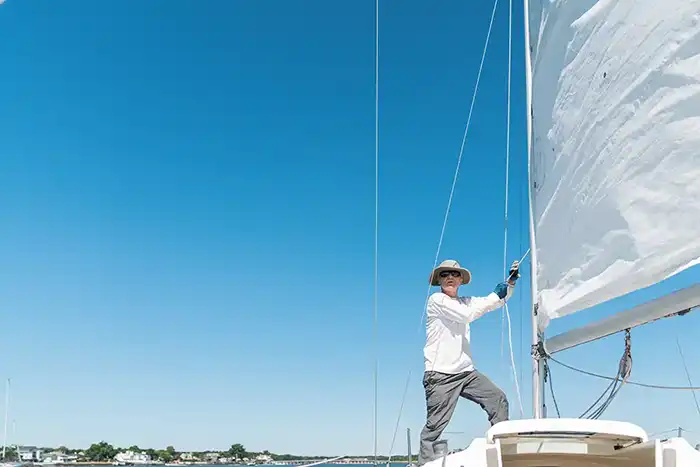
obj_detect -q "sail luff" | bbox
[522,0,544,419]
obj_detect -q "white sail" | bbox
[527,0,700,329]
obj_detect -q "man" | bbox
[418,259,519,466]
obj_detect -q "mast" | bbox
[406,428,412,466]
[522,0,545,419]
[2,378,8,459]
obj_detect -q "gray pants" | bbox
[418,370,508,466]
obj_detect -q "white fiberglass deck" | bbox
[423,418,700,467]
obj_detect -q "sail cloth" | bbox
[527,0,700,330]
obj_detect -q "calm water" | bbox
[76,464,410,467]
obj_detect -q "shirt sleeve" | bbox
[428,287,513,323]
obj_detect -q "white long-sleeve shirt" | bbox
[424,286,513,374]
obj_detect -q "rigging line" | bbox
[500,0,515,365]
[578,378,616,419]
[373,0,379,465]
[517,249,530,265]
[581,366,627,420]
[649,428,683,438]
[297,456,347,467]
[583,333,632,419]
[544,360,561,418]
[504,304,525,416]
[500,0,524,419]
[517,20,526,397]
[385,371,412,467]
[548,355,700,390]
[385,0,501,460]
[545,333,631,420]
[500,245,530,409]
[499,0,511,361]
[498,248,530,417]
[518,158,524,401]
[675,336,700,419]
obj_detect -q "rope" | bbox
[648,428,698,439]
[500,0,525,418]
[649,428,681,438]
[675,336,700,419]
[578,331,632,419]
[517,0,526,393]
[548,354,700,390]
[499,0,511,362]
[498,249,530,421]
[543,330,631,420]
[372,0,379,464]
[544,360,561,417]
[546,331,700,421]
[385,0,501,459]
[504,303,525,416]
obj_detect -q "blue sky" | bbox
[1,0,699,457]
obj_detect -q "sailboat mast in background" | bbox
[2,379,9,460]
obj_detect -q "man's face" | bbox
[439,270,463,295]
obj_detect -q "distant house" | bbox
[255,454,273,464]
[204,453,220,462]
[18,446,42,462]
[42,452,79,464]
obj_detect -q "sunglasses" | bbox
[439,270,462,278]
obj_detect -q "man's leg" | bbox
[418,371,466,466]
[459,370,509,425]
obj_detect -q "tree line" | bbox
[15,442,414,463]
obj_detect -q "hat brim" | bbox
[429,266,472,286]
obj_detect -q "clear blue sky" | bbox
[1,0,699,457]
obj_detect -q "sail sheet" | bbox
[527,0,700,329]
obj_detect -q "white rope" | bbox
[504,304,523,416]
[296,456,347,467]
[500,250,531,421]
[501,0,525,418]
[499,0,512,358]
[373,0,380,465]
[385,0,501,459]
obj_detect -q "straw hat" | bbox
[429,259,472,286]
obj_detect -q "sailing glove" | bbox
[494,260,520,299]
[494,282,511,299]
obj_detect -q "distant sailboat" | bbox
[0,380,20,467]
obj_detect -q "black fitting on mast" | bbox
[531,302,547,419]
[531,304,547,359]
[531,339,547,360]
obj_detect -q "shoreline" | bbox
[44,463,411,466]
[50,460,408,467]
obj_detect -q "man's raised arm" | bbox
[428,282,514,323]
